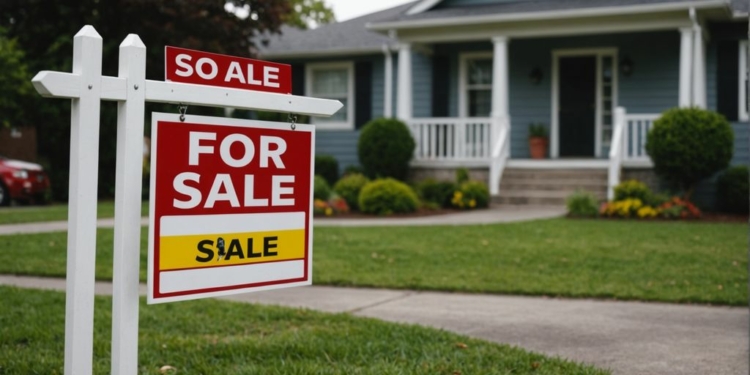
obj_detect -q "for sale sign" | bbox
[165,46,292,94]
[147,113,314,304]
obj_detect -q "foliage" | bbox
[332,173,369,211]
[614,180,650,202]
[314,154,339,186]
[284,0,336,29]
[313,175,331,201]
[717,166,749,214]
[0,27,33,128]
[600,198,644,218]
[357,118,415,181]
[645,108,733,198]
[658,197,701,219]
[358,178,419,215]
[566,191,599,218]
[455,168,470,184]
[0,0,295,200]
[342,164,365,176]
[328,196,349,214]
[529,123,548,139]
[313,199,333,216]
[417,179,457,208]
[451,181,489,210]
[600,196,701,219]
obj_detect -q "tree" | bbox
[0,0,294,200]
[0,27,33,128]
[285,0,335,29]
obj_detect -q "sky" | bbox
[327,0,414,22]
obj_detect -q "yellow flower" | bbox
[325,207,333,216]
[469,199,476,208]
[637,206,658,218]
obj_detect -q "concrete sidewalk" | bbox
[1,274,746,375]
[0,205,566,235]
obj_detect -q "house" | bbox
[258,0,749,207]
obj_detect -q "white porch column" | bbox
[382,44,393,118]
[491,36,509,121]
[396,43,412,120]
[678,27,694,107]
[691,25,706,108]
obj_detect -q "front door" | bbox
[558,56,596,157]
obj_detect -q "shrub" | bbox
[566,191,599,218]
[333,173,369,211]
[342,165,365,176]
[600,198,643,218]
[328,196,350,214]
[315,155,339,186]
[358,178,419,215]
[451,181,489,209]
[313,175,331,201]
[313,199,333,216]
[455,168,470,184]
[717,166,749,214]
[658,197,701,219]
[646,108,733,198]
[417,179,457,208]
[357,118,415,180]
[614,180,650,202]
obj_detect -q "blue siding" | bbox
[706,41,718,112]
[413,51,433,117]
[316,131,361,172]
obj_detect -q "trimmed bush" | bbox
[313,175,331,201]
[614,180,650,202]
[645,108,733,198]
[342,165,365,176]
[359,178,419,215]
[357,118,415,180]
[717,166,749,214]
[417,179,457,208]
[315,155,339,186]
[566,191,599,218]
[333,173,369,211]
[455,168,470,184]
[451,181,489,209]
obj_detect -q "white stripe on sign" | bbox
[160,212,305,236]
[159,259,305,294]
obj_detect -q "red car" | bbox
[0,156,51,206]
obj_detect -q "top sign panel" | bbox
[165,46,291,94]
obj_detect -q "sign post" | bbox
[32,25,341,375]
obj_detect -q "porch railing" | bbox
[623,113,660,163]
[608,107,627,200]
[408,118,493,161]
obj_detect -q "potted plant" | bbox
[528,123,548,159]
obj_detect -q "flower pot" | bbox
[529,137,548,159]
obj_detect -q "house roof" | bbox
[369,0,737,29]
[257,2,414,59]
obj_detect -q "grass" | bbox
[0,286,607,374]
[0,200,149,225]
[0,219,745,305]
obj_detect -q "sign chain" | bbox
[178,104,188,122]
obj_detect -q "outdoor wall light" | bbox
[620,57,634,77]
[529,67,543,84]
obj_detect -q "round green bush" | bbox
[358,178,419,215]
[313,175,331,201]
[417,179,457,208]
[315,155,339,186]
[614,180,650,202]
[717,166,749,214]
[333,173,369,211]
[645,108,733,197]
[357,118,415,181]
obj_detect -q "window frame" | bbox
[459,52,493,118]
[305,61,355,130]
[739,40,748,122]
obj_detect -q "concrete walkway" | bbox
[0,205,566,235]
[1,274,746,375]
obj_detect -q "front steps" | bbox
[493,168,608,206]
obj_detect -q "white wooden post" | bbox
[490,36,509,196]
[64,25,102,375]
[382,44,393,118]
[691,25,706,108]
[111,34,146,375]
[678,27,693,107]
[397,43,412,121]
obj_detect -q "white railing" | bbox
[489,116,510,196]
[408,118,493,161]
[608,107,627,200]
[623,113,660,163]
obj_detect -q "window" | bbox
[740,40,748,121]
[460,53,493,118]
[306,62,354,129]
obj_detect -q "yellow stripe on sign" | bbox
[159,229,305,271]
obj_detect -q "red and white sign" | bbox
[147,113,314,304]
[165,46,292,94]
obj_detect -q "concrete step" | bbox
[499,182,608,193]
[494,167,609,206]
[491,195,569,206]
[502,170,608,181]
[497,189,605,199]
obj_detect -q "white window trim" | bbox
[305,61,355,130]
[551,47,618,158]
[739,40,748,122]
[459,52,493,118]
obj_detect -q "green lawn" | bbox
[0,286,606,375]
[0,201,149,225]
[0,219,745,305]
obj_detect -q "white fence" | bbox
[408,118,493,161]
[623,113,659,163]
